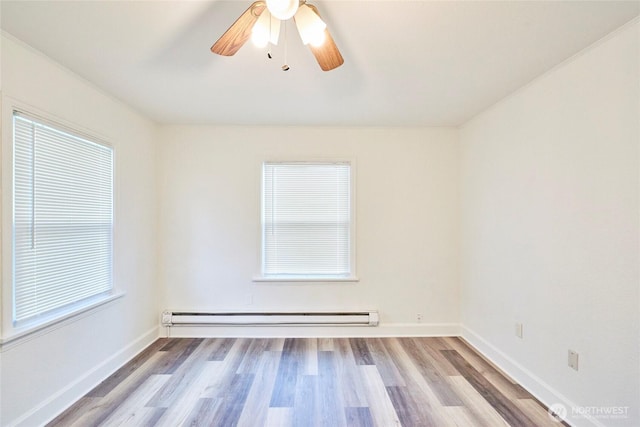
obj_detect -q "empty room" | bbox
[0,1,638,426]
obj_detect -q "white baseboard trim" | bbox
[461,325,605,427]
[9,326,160,427]
[161,322,461,338]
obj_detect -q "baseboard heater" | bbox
[161,311,379,327]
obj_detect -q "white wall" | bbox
[459,20,639,427]
[157,126,460,336]
[0,34,159,426]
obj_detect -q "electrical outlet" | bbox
[416,313,423,323]
[515,322,523,339]
[568,350,579,371]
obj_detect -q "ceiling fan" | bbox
[211,0,344,71]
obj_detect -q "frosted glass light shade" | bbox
[266,0,299,20]
[308,31,325,47]
[251,10,280,47]
[294,4,326,46]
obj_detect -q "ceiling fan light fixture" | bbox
[308,31,326,47]
[266,0,299,20]
[211,0,344,71]
[294,4,326,46]
[251,9,280,47]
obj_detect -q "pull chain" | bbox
[282,20,290,71]
[267,12,273,59]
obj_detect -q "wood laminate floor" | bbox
[48,337,565,427]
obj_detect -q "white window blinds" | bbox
[262,162,351,278]
[13,113,113,324]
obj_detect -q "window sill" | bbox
[253,275,360,283]
[0,291,125,351]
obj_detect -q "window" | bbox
[12,112,114,325]
[261,162,354,280]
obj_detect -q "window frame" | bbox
[1,100,123,347]
[254,159,358,283]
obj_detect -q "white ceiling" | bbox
[1,0,638,126]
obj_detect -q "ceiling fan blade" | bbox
[309,29,344,71]
[306,5,344,71]
[211,1,266,56]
